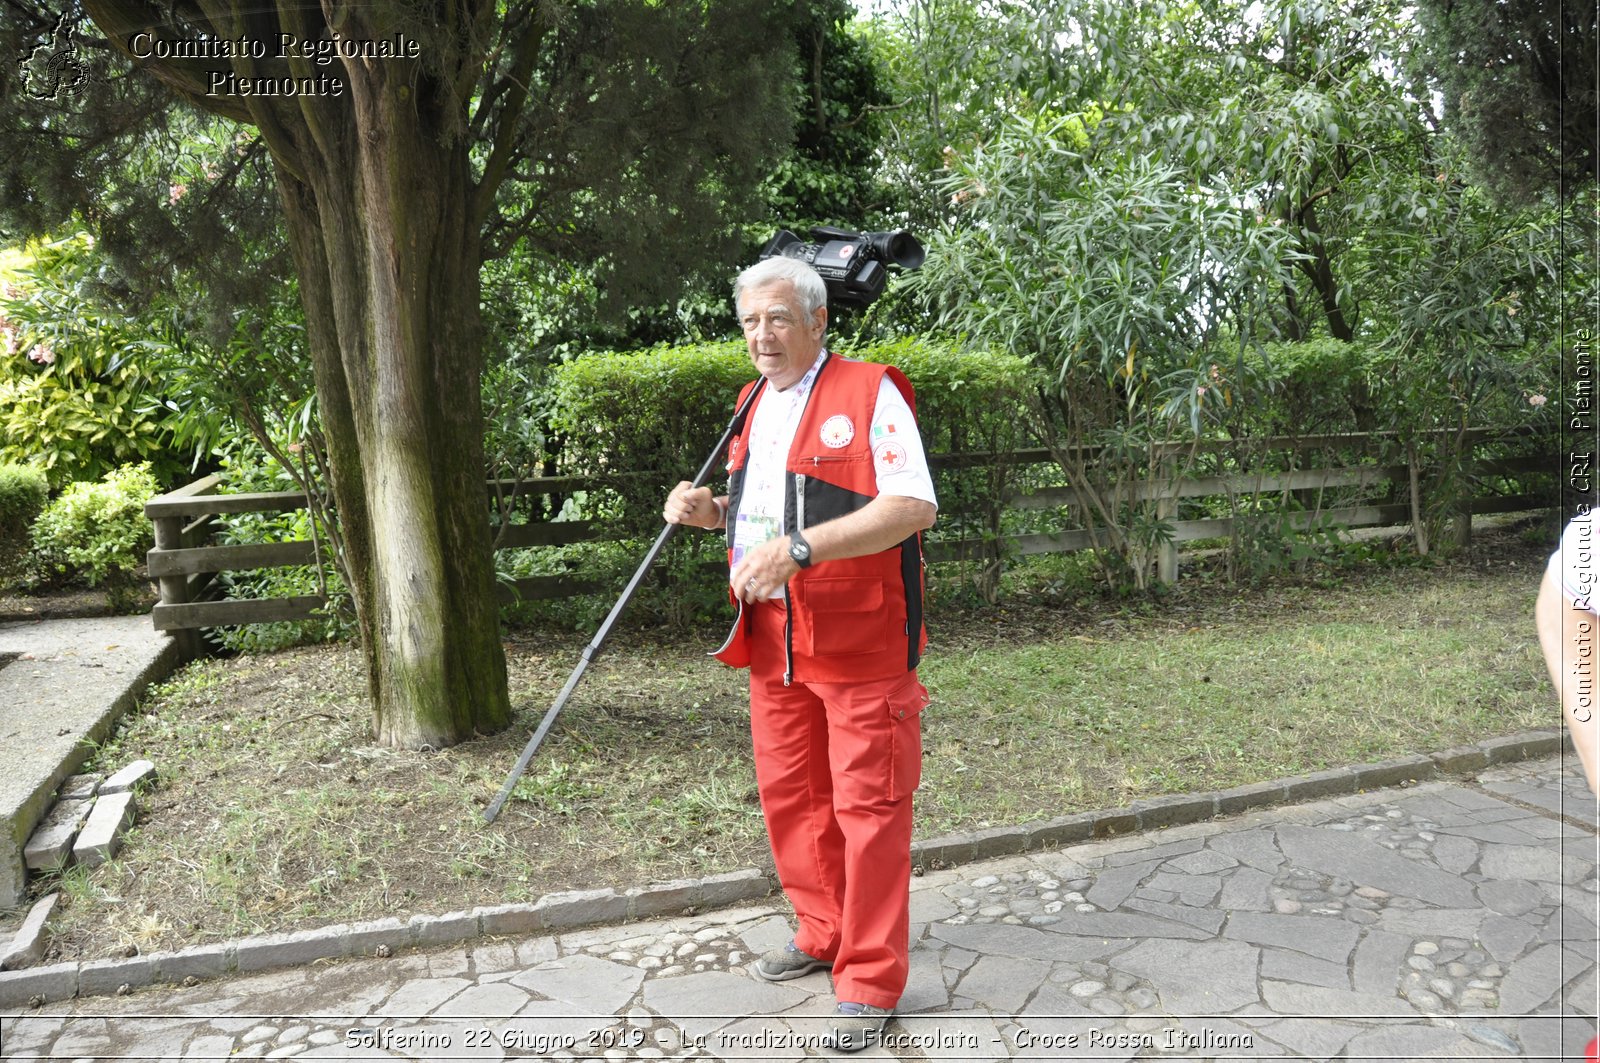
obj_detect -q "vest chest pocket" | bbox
[798,576,888,656]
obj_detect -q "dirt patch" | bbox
[20,523,1560,964]
[0,582,158,622]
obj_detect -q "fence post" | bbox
[1156,454,1179,585]
[1451,452,1475,550]
[151,514,201,659]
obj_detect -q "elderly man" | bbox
[663,257,937,1051]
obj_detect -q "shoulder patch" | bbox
[874,441,907,474]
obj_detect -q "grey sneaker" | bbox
[751,940,831,982]
[827,1002,892,1052]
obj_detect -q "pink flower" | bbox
[168,182,188,203]
[1196,385,1208,396]
[27,340,55,365]
[1527,393,1547,407]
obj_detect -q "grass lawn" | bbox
[27,527,1558,962]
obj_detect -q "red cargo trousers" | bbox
[747,598,927,1010]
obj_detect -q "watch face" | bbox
[791,542,810,561]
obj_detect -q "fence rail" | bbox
[144,428,1555,633]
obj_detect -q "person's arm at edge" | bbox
[1535,564,1600,794]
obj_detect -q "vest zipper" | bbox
[785,470,806,685]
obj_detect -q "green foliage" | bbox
[0,462,48,538]
[915,112,1295,391]
[529,338,1040,627]
[840,335,1041,601]
[548,342,758,534]
[30,462,158,590]
[762,0,903,233]
[0,462,48,581]
[1413,0,1597,205]
[1240,338,1384,436]
[207,449,351,654]
[872,0,1564,578]
[0,236,199,488]
[908,99,1298,588]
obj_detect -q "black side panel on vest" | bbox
[900,534,923,670]
[725,466,747,553]
[799,477,873,529]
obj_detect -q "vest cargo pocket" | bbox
[799,576,888,656]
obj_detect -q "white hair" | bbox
[733,256,828,324]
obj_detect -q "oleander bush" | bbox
[0,237,198,489]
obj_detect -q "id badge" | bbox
[731,511,779,569]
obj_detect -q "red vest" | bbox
[713,353,927,684]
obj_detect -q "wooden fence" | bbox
[144,427,1553,633]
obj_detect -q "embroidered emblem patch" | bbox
[874,441,907,473]
[819,414,854,449]
[872,422,898,440]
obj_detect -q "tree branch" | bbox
[472,19,544,230]
[79,0,254,123]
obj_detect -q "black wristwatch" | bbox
[788,529,814,569]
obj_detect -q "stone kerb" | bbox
[0,729,1574,1007]
[909,731,1570,873]
[0,868,773,1008]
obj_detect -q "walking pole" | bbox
[483,381,766,824]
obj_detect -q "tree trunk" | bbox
[1295,198,1357,342]
[274,62,510,749]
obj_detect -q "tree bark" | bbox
[272,58,511,748]
[1294,197,1357,342]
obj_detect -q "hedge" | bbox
[547,336,1041,539]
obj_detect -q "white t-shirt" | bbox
[732,351,937,596]
[1552,509,1600,613]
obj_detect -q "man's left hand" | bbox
[730,535,801,603]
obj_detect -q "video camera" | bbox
[758,226,926,308]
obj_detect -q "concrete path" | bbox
[2,756,1597,1061]
[0,616,182,908]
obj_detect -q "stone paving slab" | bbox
[0,756,1596,1060]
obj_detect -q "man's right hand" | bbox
[663,481,720,530]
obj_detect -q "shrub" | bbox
[536,337,1041,623]
[30,462,159,590]
[0,462,48,581]
[547,341,756,535]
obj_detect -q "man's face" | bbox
[738,279,826,391]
